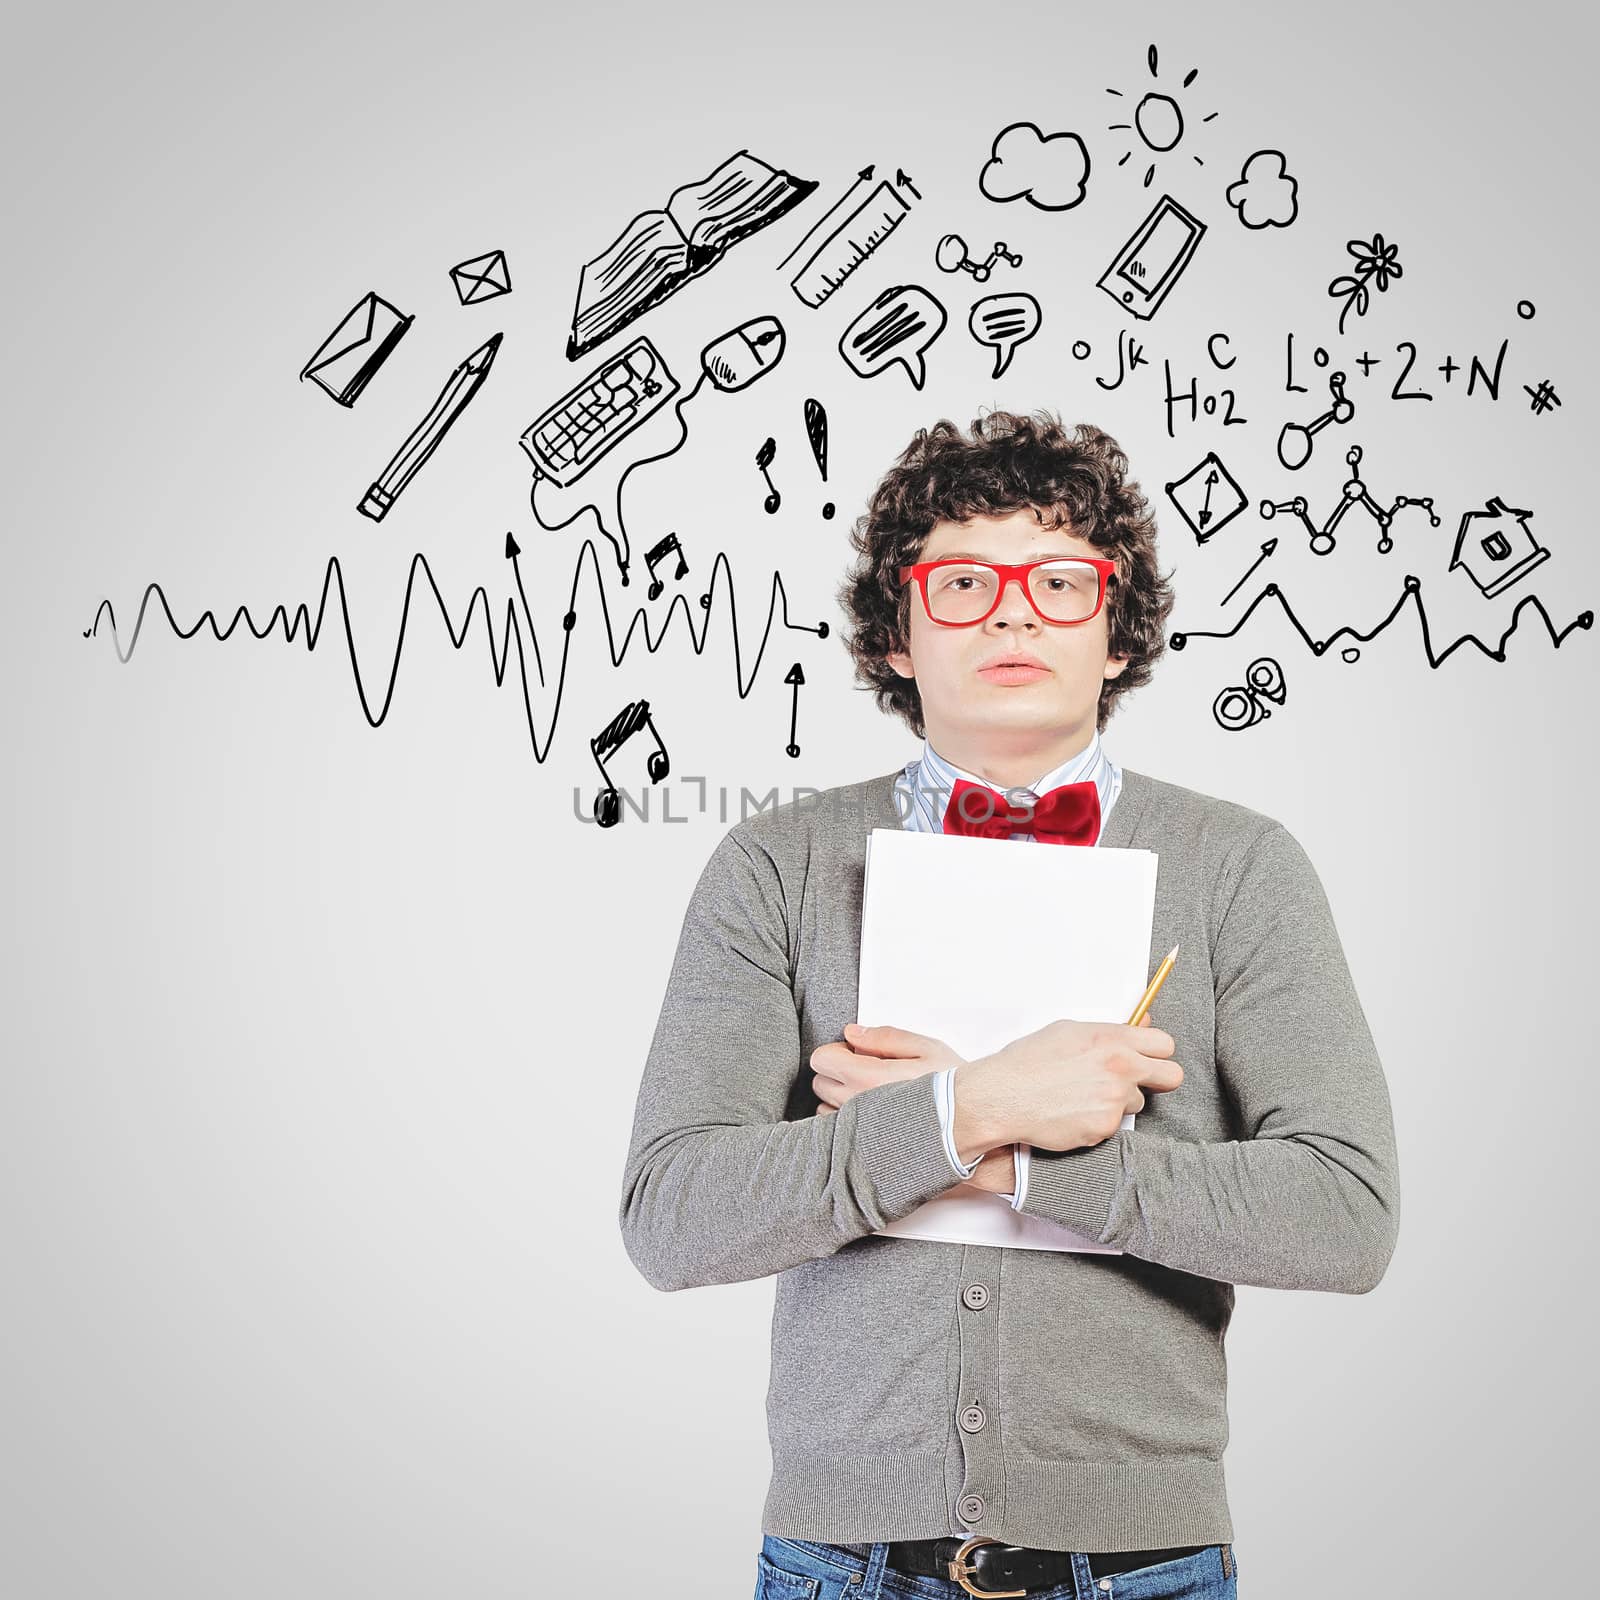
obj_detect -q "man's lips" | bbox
[979,659,1051,683]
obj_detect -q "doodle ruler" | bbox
[789,180,912,308]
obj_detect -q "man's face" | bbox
[885,510,1128,778]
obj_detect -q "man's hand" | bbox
[955,1010,1182,1154]
[811,1024,1018,1197]
[810,1023,964,1110]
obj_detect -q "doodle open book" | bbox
[858,827,1160,1254]
[567,149,816,358]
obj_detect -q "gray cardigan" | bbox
[618,766,1400,1549]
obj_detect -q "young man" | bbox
[619,413,1400,1600]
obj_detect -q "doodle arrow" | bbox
[778,166,877,269]
[784,662,805,757]
[1198,469,1218,529]
[1222,538,1278,607]
[505,530,546,686]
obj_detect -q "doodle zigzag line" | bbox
[1169,577,1593,667]
[82,539,824,763]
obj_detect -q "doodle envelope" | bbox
[300,291,413,407]
[450,249,512,305]
[857,826,1159,1254]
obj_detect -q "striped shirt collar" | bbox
[894,730,1122,840]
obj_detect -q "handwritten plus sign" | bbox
[1438,355,1460,382]
[1356,351,1379,376]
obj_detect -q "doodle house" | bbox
[1449,496,1549,598]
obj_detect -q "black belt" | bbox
[885,1535,1210,1596]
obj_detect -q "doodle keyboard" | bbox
[519,337,678,486]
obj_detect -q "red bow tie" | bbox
[942,776,1101,845]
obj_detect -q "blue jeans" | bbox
[756,1535,1238,1599]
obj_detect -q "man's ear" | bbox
[886,644,914,680]
[1103,652,1130,682]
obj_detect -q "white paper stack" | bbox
[858,827,1159,1253]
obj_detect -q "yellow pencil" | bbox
[1126,943,1179,1026]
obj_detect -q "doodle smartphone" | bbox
[1097,194,1206,320]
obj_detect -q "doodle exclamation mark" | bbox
[804,398,834,520]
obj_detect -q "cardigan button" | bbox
[958,1493,986,1522]
[959,1404,987,1432]
[961,1283,990,1310]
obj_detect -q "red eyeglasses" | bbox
[898,556,1117,627]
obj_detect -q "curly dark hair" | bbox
[836,410,1175,736]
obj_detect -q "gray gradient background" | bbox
[4,1,1595,1594]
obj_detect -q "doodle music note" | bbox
[644,531,688,601]
[756,437,781,514]
[591,698,671,828]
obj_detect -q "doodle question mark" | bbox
[838,285,948,390]
[968,293,1042,379]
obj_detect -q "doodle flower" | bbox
[1328,233,1403,332]
[1348,234,1402,289]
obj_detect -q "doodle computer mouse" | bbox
[700,316,786,392]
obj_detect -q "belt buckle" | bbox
[946,1535,1028,1599]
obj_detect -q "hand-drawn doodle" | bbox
[1169,576,1591,669]
[896,167,921,200]
[755,438,781,514]
[1225,150,1298,229]
[784,663,805,758]
[839,285,947,390]
[1097,328,1149,392]
[358,331,501,521]
[644,531,688,601]
[520,337,677,487]
[968,294,1041,378]
[1278,369,1354,469]
[1450,498,1550,597]
[1213,656,1285,730]
[1260,445,1437,556]
[300,292,412,407]
[803,398,834,520]
[782,168,915,308]
[591,699,670,828]
[1328,234,1402,336]
[567,149,817,359]
[449,249,512,305]
[1106,44,1218,188]
[1223,539,1279,605]
[1524,379,1561,416]
[700,316,786,390]
[525,314,788,587]
[980,122,1091,211]
[1097,194,1205,320]
[935,235,1022,282]
[1165,452,1247,543]
[88,529,839,787]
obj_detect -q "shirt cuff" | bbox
[1009,1143,1031,1211]
[934,1066,982,1179]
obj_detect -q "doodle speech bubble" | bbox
[968,292,1042,378]
[838,285,948,390]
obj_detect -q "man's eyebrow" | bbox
[926,550,1085,561]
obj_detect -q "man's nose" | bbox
[990,576,1039,624]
